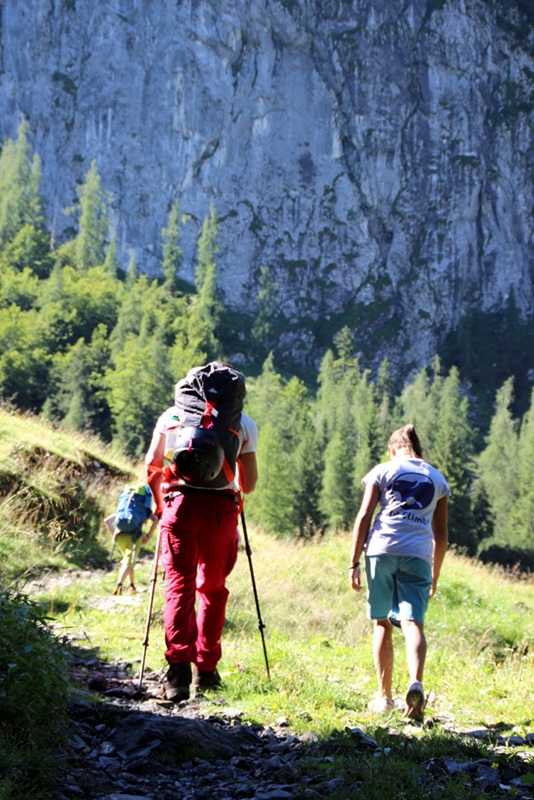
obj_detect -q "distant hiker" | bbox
[145,362,258,701]
[105,484,159,596]
[349,424,449,722]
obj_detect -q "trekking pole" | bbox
[138,522,162,692]
[240,510,270,680]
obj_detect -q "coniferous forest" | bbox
[1,120,534,567]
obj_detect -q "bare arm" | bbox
[236,451,258,494]
[145,431,166,515]
[430,496,449,597]
[142,512,160,543]
[104,514,116,535]
[350,483,380,592]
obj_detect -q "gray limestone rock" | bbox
[1,1,534,370]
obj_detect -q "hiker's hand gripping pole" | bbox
[240,510,270,680]
[138,522,162,692]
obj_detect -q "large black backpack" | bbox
[172,362,246,488]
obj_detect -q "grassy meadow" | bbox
[0,407,138,579]
[29,526,534,738]
[3,406,534,800]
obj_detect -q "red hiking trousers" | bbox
[159,491,239,671]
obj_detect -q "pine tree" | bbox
[316,335,372,531]
[395,368,429,434]
[351,369,379,509]
[106,325,174,456]
[42,323,114,438]
[195,205,218,310]
[103,234,118,278]
[249,420,296,533]
[245,355,295,534]
[45,338,93,431]
[315,348,336,447]
[316,348,351,529]
[251,266,279,358]
[86,323,114,440]
[320,429,354,530]
[193,204,221,358]
[244,355,322,535]
[126,249,137,286]
[0,305,50,409]
[375,358,395,453]
[477,377,519,543]
[333,325,354,365]
[0,224,53,279]
[508,388,534,549]
[0,118,44,248]
[283,377,322,536]
[395,363,441,460]
[108,252,143,355]
[72,159,111,270]
[161,202,183,292]
[432,367,479,553]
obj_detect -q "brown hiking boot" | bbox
[164,662,191,701]
[127,584,137,594]
[193,667,222,692]
[111,584,122,596]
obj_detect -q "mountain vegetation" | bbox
[0,407,136,799]
[3,0,534,385]
[2,10,534,796]
[1,120,534,566]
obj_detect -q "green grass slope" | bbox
[0,408,142,799]
[32,528,534,737]
[2,405,533,736]
[3,407,534,800]
[0,407,139,583]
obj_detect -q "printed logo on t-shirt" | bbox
[390,472,435,511]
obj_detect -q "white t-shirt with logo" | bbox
[363,457,451,564]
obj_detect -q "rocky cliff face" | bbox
[1,0,534,374]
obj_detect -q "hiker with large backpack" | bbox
[145,361,258,701]
[105,484,159,596]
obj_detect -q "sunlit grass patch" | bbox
[29,526,534,739]
[0,408,140,582]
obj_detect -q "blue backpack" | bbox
[114,484,151,535]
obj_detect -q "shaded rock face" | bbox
[1,0,534,371]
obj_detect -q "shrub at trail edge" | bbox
[0,591,69,797]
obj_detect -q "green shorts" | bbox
[115,532,143,569]
[365,554,432,624]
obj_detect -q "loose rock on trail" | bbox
[60,645,324,800]
[58,647,534,800]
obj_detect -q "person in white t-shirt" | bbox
[145,368,258,702]
[349,424,450,722]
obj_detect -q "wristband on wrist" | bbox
[349,562,360,570]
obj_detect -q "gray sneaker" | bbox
[164,662,192,701]
[403,681,425,722]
